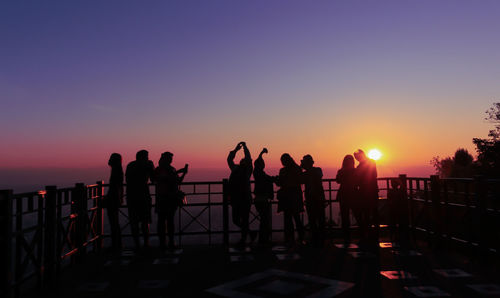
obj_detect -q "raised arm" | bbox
[241,142,253,173]
[258,147,268,160]
[242,142,251,162]
[177,164,188,183]
[227,143,241,170]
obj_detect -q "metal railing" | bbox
[406,175,500,254]
[2,175,499,297]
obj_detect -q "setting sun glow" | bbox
[368,149,382,161]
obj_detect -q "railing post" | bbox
[96,181,104,252]
[72,183,87,263]
[222,179,229,246]
[399,174,408,218]
[0,190,13,298]
[43,186,57,287]
[430,175,441,247]
[398,174,410,247]
[474,175,488,255]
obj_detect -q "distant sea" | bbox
[0,165,434,193]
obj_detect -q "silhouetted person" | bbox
[276,153,304,246]
[154,152,188,250]
[354,149,379,247]
[126,150,154,250]
[300,155,326,247]
[336,155,357,243]
[253,148,275,245]
[227,142,254,247]
[105,153,123,252]
[387,178,409,247]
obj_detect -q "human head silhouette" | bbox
[108,153,122,167]
[254,157,265,171]
[280,153,297,168]
[342,155,355,169]
[300,155,314,170]
[136,150,149,161]
[159,152,173,168]
[353,149,367,162]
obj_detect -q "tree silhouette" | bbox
[431,148,475,178]
[473,102,500,177]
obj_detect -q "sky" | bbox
[1,0,500,186]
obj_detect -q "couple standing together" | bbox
[336,150,379,247]
[227,142,327,248]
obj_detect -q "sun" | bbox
[368,149,382,161]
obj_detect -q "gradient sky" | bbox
[1,0,500,176]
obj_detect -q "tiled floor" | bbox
[37,238,500,298]
[275,253,301,260]
[206,269,355,298]
[153,257,180,265]
[466,284,500,296]
[433,269,472,278]
[404,286,450,297]
[380,270,417,280]
[392,250,423,257]
[334,243,359,249]
[137,280,170,289]
[78,281,110,292]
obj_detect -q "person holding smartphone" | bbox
[154,152,188,250]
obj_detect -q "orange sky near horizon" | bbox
[0,99,491,176]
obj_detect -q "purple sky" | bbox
[1,1,499,177]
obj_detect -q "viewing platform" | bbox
[1,176,500,297]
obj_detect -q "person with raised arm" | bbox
[126,150,155,250]
[253,148,275,246]
[154,152,188,250]
[227,141,254,247]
